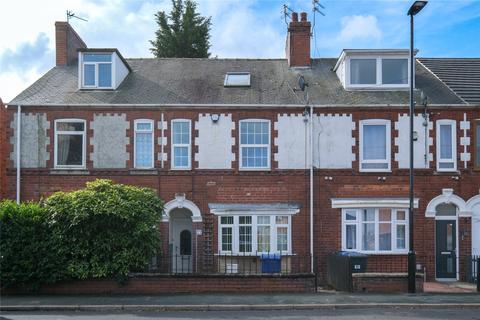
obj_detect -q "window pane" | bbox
[57,122,84,131]
[363,124,387,160]
[173,146,189,167]
[257,226,270,252]
[397,224,406,249]
[446,223,454,251]
[137,122,152,131]
[221,216,233,224]
[276,216,288,224]
[239,226,252,253]
[135,132,152,168]
[224,73,250,86]
[222,227,232,251]
[382,59,408,84]
[83,64,95,86]
[346,225,356,250]
[83,53,112,62]
[396,210,406,221]
[345,211,357,221]
[350,59,376,85]
[173,121,190,144]
[57,134,83,166]
[277,227,288,252]
[242,147,268,168]
[440,124,453,159]
[379,223,392,250]
[98,63,112,87]
[258,216,270,224]
[362,222,375,251]
[379,209,391,221]
[363,209,375,221]
[239,216,252,224]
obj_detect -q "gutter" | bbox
[16,105,21,204]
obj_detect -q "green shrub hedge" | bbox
[0,179,164,289]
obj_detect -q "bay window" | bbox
[134,120,154,169]
[239,120,270,169]
[475,120,480,169]
[342,208,408,253]
[436,119,457,171]
[218,214,292,254]
[171,119,191,169]
[360,119,391,171]
[54,119,86,168]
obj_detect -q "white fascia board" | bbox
[331,198,419,209]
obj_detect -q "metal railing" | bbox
[465,255,479,291]
[145,253,312,275]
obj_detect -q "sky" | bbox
[0,0,479,102]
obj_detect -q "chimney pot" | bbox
[292,12,298,22]
[300,12,307,22]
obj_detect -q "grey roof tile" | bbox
[9,58,464,106]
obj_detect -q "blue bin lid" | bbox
[336,251,368,257]
[260,253,281,259]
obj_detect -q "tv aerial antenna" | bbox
[311,0,326,58]
[66,10,88,23]
[283,4,295,26]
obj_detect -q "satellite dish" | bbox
[298,75,308,91]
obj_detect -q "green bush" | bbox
[44,179,163,281]
[0,179,164,288]
[0,201,66,289]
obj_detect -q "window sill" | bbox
[216,253,294,256]
[50,169,90,175]
[239,168,271,171]
[342,250,409,255]
[171,167,192,171]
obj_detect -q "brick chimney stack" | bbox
[55,21,87,66]
[285,12,311,67]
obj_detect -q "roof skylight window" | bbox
[224,72,251,87]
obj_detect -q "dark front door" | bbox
[436,220,457,279]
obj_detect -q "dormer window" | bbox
[334,50,411,90]
[82,53,113,88]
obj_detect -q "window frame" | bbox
[217,213,292,255]
[80,53,114,89]
[171,119,192,170]
[239,119,271,171]
[359,119,391,172]
[54,119,87,169]
[341,208,409,254]
[474,120,480,170]
[346,56,410,89]
[436,119,457,172]
[134,119,154,169]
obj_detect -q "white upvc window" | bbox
[171,119,191,169]
[239,119,270,170]
[54,119,86,168]
[134,119,154,169]
[347,56,409,89]
[436,119,457,172]
[81,53,113,89]
[218,214,292,255]
[341,208,408,254]
[359,119,391,172]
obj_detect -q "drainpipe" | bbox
[16,105,21,204]
[161,112,165,169]
[309,104,314,274]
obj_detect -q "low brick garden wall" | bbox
[352,273,424,293]
[3,274,316,295]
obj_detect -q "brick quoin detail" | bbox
[5,106,480,287]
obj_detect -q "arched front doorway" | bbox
[467,195,480,256]
[163,194,202,274]
[434,203,458,279]
[169,208,193,273]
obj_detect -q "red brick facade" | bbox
[5,106,480,286]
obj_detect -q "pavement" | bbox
[1,291,480,312]
[423,281,477,293]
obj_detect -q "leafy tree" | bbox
[44,179,164,282]
[150,0,211,58]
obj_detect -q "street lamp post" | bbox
[407,0,428,294]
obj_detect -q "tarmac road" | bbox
[2,308,480,320]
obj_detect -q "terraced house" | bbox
[5,12,480,293]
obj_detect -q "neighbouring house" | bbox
[5,13,480,293]
[0,98,6,199]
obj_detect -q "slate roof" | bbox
[418,58,480,105]
[9,58,464,106]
